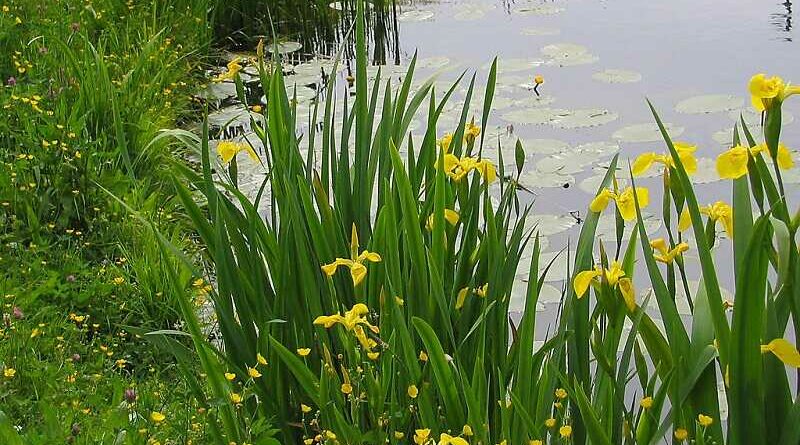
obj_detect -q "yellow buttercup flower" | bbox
[632,142,698,176]
[213,56,243,82]
[573,261,636,310]
[419,351,429,362]
[559,425,572,438]
[462,425,473,436]
[407,384,419,398]
[439,433,468,445]
[761,338,800,367]
[395,432,405,439]
[641,396,653,409]
[697,414,713,427]
[3,368,16,379]
[300,404,312,413]
[340,383,353,394]
[247,367,261,378]
[229,392,243,404]
[649,238,689,264]
[590,186,649,221]
[545,417,556,428]
[679,201,733,239]
[224,372,236,381]
[296,348,311,357]
[749,73,800,111]
[554,388,567,399]
[414,428,432,445]
[426,209,460,231]
[256,353,267,365]
[321,225,381,286]
[441,154,497,183]
[216,140,258,165]
[674,428,689,441]
[150,411,166,423]
[529,441,543,445]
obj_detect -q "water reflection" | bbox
[771,0,793,41]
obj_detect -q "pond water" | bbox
[200,0,799,391]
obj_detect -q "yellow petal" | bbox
[322,259,350,277]
[589,189,614,213]
[716,145,750,179]
[777,143,794,170]
[762,338,800,368]
[720,215,734,239]
[359,251,382,263]
[313,314,342,328]
[573,269,602,298]
[678,208,692,232]
[615,187,649,221]
[476,159,497,183]
[444,209,460,226]
[649,238,668,255]
[456,287,470,310]
[349,262,368,286]
[631,152,657,176]
[678,152,698,175]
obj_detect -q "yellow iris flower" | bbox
[213,56,243,82]
[313,303,380,353]
[321,225,382,286]
[649,238,689,264]
[465,122,481,144]
[426,209,460,231]
[441,154,497,183]
[439,434,469,445]
[589,186,649,221]
[573,261,636,310]
[714,143,784,179]
[749,73,800,111]
[631,142,698,176]
[678,201,733,239]
[216,140,258,165]
[439,133,453,153]
[761,338,800,367]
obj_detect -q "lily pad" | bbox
[501,107,569,125]
[519,170,576,189]
[512,94,557,108]
[579,175,627,194]
[540,43,589,58]
[712,128,736,146]
[524,214,578,236]
[612,123,685,143]
[416,56,451,70]
[523,138,569,155]
[268,41,302,54]
[675,94,744,114]
[398,10,435,22]
[454,5,490,20]
[575,141,620,156]
[515,5,565,15]
[488,58,545,73]
[691,158,721,184]
[547,52,599,67]
[520,26,561,36]
[591,69,642,84]
[551,108,619,129]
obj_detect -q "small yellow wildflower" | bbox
[545,417,556,428]
[301,404,312,413]
[257,353,268,365]
[150,412,166,423]
[554,388,567,399]
[649,238,689,264]
[230,392,243,404]
[698,414,713,427]
[407,384,419,398]
[529,441,543,445]
[462,425,473,436]
[419,351,429,362]
[414,428,431,445]
[296,348,311,357]
[113,277,125,285]
[325,431,337,440]
[341,383,353,394]
[439,433,469,445]
[674,428,689,441]
[534,75,544,85]
[590,186,649,221]
[641,396,653,409]
[632,142,698,176]
[224,372,236,381]
[367,352,380,360]
[394,431,405,439]
[3,368,16,379]
[559,425,572,438]
[247,367,261,378]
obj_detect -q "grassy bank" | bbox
[1,0,214,443]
